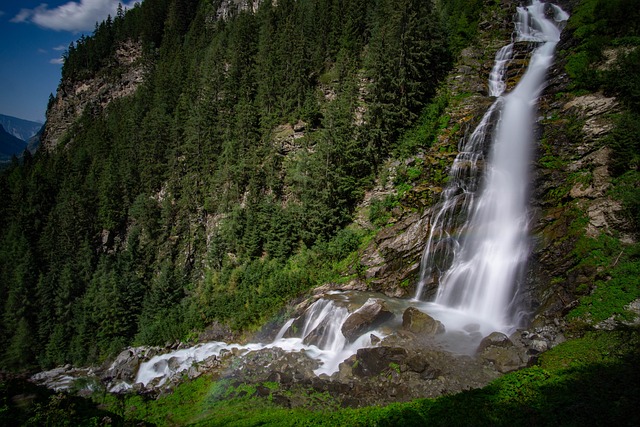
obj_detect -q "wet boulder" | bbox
[341,298,394,342]
[303,322,331,347]
[102,349,140,383]
[31,365,94,392]
[402,307,445,335]
[101,346,160,384]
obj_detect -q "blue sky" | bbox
[0,1,137,123]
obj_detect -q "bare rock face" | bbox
[272,122,306,155]
[359,211,431,298]
[42,40,145,150]
[215,0,262,21]
[530,84,632,326]
[341,298,394,342]
[402,307,445,335]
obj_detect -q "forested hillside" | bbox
[0,0,483,370]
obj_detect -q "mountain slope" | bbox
[0,0,465,369]
[0,124,27,163]
[0,114,42,142]
[0,0,638,411]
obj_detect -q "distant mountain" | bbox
[0,124,27,164]
[27,124,44,153]
[0,114,43,142]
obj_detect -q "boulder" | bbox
[402,307,445,335]
[370,334,381,345]
[303,322,331,347]
[102,348,141,383]
[477,332,526,373]
[101,346,161,386]
[341,298,394,342]
[352,347,408,377]
[476,332,513,354]
[478,346,524,373]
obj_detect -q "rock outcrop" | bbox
[528,39,633,328]
[100,346,162,389]
[42,40,145,150]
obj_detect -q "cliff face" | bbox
[41,40,145,150]
[528,48,635,327]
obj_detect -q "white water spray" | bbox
[416,1,568,333]
[133,295,382,388]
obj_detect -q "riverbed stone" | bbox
[479,346,524,373]
[341,298,394,343]
[402,307,445,335]
[352,347,408,377]
[476,332,526,373]
[303,322,331,347]
[476,332,513,353]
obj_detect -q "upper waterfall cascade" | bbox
[415,0,569,333]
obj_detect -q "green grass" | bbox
[565,231,640,325]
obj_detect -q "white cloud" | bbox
[11,9,32,23]
[53,45,67,51]
[38,48,48,54]
[12,0,138,32]
[50,57,65,65]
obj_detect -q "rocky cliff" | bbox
[41,39,145,150]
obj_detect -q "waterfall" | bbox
[415,1,568,332]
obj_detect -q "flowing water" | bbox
[134,293,381,388]
[415,1,568,333]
